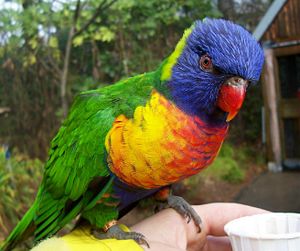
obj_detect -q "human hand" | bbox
[132,202,268,251]
[31,203,268,251]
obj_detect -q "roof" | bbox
[253,0,287,41]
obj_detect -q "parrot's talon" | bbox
[198,222,204,233]
[92,224,150,248]
[167,195,203,233]
[154,202,167,213]
[137,236,150,249]
[187,214,191,224]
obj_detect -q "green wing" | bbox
[33,71,158,240]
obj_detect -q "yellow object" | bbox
[31,225,143,251]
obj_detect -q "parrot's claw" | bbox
[154,202,168,213]
[167,195,203,233]
[92,224,150,248]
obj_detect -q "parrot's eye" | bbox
[200,55,213,72]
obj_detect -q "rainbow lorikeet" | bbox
[2,18,264,250]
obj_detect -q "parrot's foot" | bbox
[167,195,203,233]
[92,223,150,248]
[154,201,168,213]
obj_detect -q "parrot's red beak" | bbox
[217,77,248,122]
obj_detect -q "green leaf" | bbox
[23,54,37,67]
[94,27,115,42]
[29,38,38,50]
[73,35,84,47]
[49,37,58,48]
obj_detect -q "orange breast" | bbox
[105,90,228,189]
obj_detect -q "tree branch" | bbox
[60,0,81,118]
[73,0,81,25]
[73,0,117,38]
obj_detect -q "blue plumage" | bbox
[113,177,159,214]
[168,19,264,123]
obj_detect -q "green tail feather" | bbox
[1,177,115,250]
[1,202,37,251]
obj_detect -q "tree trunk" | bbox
[119,29,129,76]
[264,49,282,171]
[92,40,101,81]
[60,0,81,118]
[59,0,116,117]
[60,25,75,118]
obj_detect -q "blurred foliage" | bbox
[0,0,220,159]
[0,0,272,159]
[0,146,43,239]
[218,0,273,31]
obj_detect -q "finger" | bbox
[185,203,268,251]
[204,236,232,251]
[143,242,186,251]
[195,203,269,236]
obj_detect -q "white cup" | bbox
[224,213,300,251]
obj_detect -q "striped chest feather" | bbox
[105,91,228,189]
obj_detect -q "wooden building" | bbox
[253,0,300,171]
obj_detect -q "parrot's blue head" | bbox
[162,18,264,125]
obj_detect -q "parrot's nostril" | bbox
[226,77,246,87]
[226,77,248,87]
[233,78,241,84]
